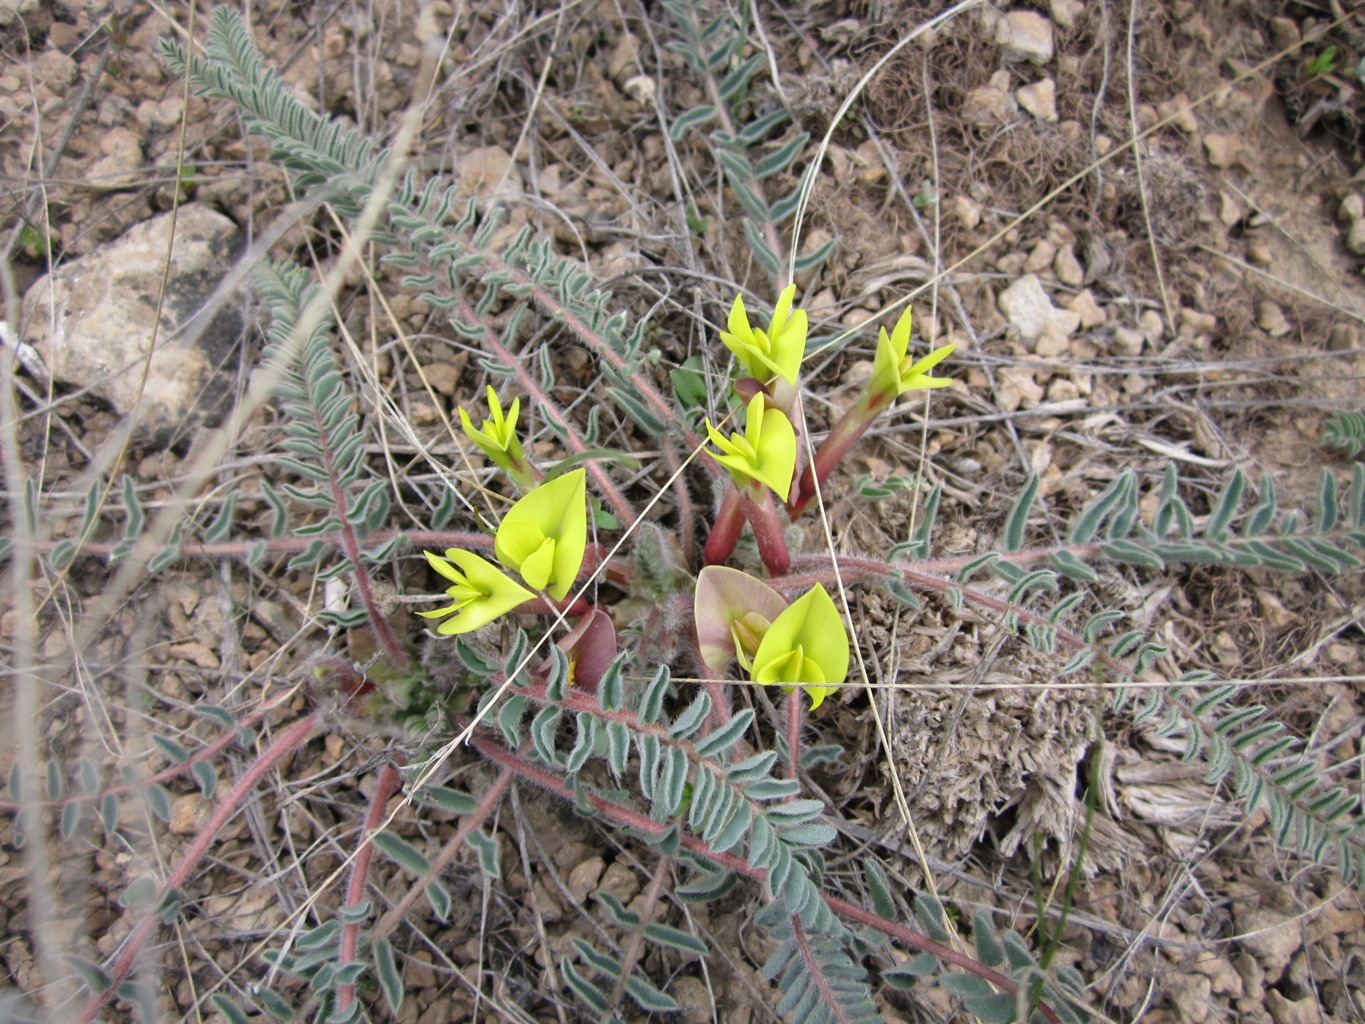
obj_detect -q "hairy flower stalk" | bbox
[792,307,954,515]
[703,394,797,575]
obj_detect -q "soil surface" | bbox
[3,2,1365,1023]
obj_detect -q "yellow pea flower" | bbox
[868,307,955,400]
[720,283,808,386]
[418,549,534,635]
[494,468,588,601]
[694,565,788,678]
[750,584,849,710]
[459,386,534,485]
[704,394,797,501]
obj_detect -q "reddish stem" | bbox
[336,761,404,1014]
[741,485,790,577]
[81,713,322,1023]
[372,763,517,941]
[786,692,802,782]
[790,392,884,517]
[703,485,746,566]
[467,733,1064,1024]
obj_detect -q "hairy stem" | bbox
[703,484,746,567]
[335,761,404,1014]
[81,713,322,1023]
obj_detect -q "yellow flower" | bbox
[694,565,788,678]
[494,469,588,601]
[418,549,534,635]
[719,284,807,385]
[704,394,797,501]
[459,386,529,479]
[750,584,849,710]
[868,308,955,400]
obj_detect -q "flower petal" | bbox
[695,565,787,677]
[494,469,587,600]
[422,549,533,635]
[750,584,849,707]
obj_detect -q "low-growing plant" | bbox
[4,7,1365,1024]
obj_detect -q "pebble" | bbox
[1247,240,1273,265]
[597,862,640,905]
[1338,194,1363,221]
[1165,973,1211,1024]
[963,83,1012,126]
[1157,92,1198,132]
[1203,133,1240,168]
[672,976,712,1024]
[1329,323,1359,352]
[998,274,1079,345]
[1256,300,1290,336]
[998,365,1044,410]
[566,856,605,904]
[1050,0,1083,29]
[1016,78,1059,122]
[1177,308,1215,335]
[1053,243,1084,287]
[456,145,522,202]
[1065,289,1105,327]
[88,127,145,190]
[953,194,983,229]
[1235,906,1301,980]
[1346,219,1365,255]
[22,205,245,441]
[1110,327,1144,356]
[997,10,1055,64]
[423,361,461,395]
[1266,990,1320,1024]
[1025,239,1057,273]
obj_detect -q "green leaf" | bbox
[1004,474,1039,552]
[742,218,781,275]
[371,830,430,875]
[209,995,253,1024]
[1207,468,1245,542]
[693,708,753,759]
[468,828,501,878]
[624,973,681,1013]
[643,922,708,955]
[670,104,718,141]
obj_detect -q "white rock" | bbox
[1016,78,1059,122]
[1050,0,1083,30]
[997,11,1055,64]
[23,205,246,440]
[1347,219,1365,255]
[1110,327,1144,356]
[998,365,1044,411]
[1053,243,1084,287]
[998,274,1076,345]
[87,127,145,191]
[1338,193,1363,221]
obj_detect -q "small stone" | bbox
[1177,308,1215,335]
[1329,323,1359,351]
[1053,244,1084,287]
[623,75,655,104]
[953,194,982,229]
[1219,191,1243,227]
[169,793,204,836]
[1034,324,1070,357]
[597,862,640,905]
[1235,907,1302,979]
[1269,17,1300,51]
[1065,289,1106,328]
[1203,133,1240,168]
[672,976,711,1024]
[963,84,1012,126]
[1139,308,1168,344]
[1247,241,1273,265]
[566,856,605,904]
[423,361,461,395]
[1157,92,1198,132]
[1165,973,1211,1024]
[1050,0,1083,30]
[1256,300,1290,336]
[1025,239,1057,273]
[998,365,1044,411]
[1192,952,1244,998]
[1110,327,1144,356]
[606,32,640,83]
[1266,990,1320,1024]
[997,10,1055,64]
[998,274,1057,342]
[87,127,144,191]
[1016,78,1059,122]
[1338,194,1364,221]
[1346,219,1365,255]
[456,146,521,202]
